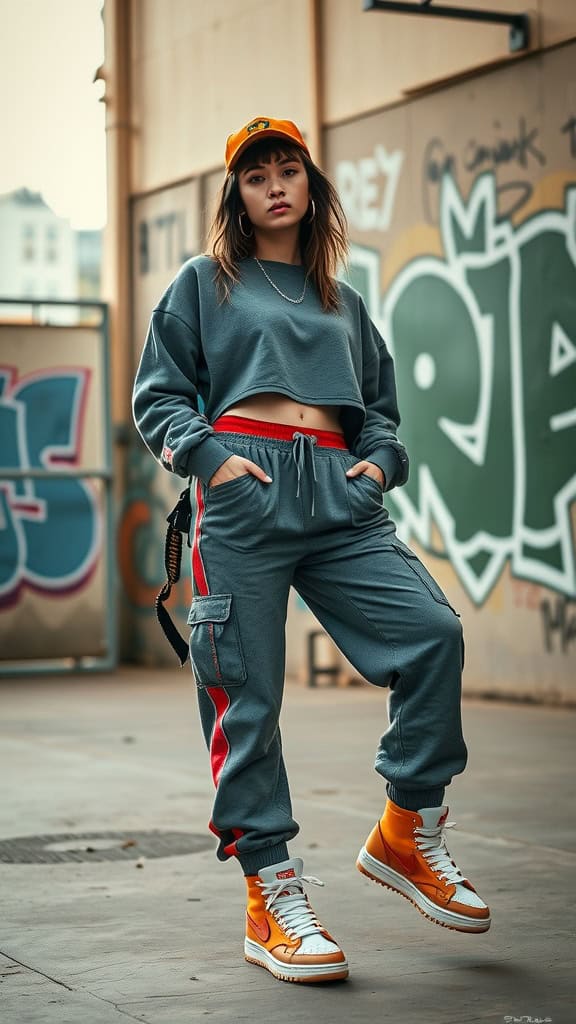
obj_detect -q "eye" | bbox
[247,174,264,184]
[283,167,297,177]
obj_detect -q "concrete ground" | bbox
[0,667,574,1024]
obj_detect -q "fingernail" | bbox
[265,475,273,483]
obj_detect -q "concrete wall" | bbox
[104,0,576,700]
[129,0,315,190]
[127,0,576,190]
[322,0,576,123]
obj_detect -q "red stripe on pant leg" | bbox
[192,478,209,597]
[206,690,246,850]
[192,480,228,787]
[223,828,244,858]
[192,480,245,851]
[206,686,231,787]
[209,823,245,854]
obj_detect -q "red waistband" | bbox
[212,415,348,449]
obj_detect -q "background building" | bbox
[0,189,102,315]
[76,229,103,301]
[0,188,78,321]
[100,0,576,701]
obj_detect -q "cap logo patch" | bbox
[247,119,270,134]
[161,445,174,468]
[276,868,296,879]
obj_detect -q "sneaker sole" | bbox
[357,846,491,933]
[244,939,349,983]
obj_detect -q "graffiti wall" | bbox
[326,41,576,701]
[124,45,575,698]
[0,323,108,661]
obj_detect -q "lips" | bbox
[269,203,290,212]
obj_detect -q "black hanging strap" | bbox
[155,484,192,666]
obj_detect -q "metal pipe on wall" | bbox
[308,0,324,167]
[101,0,133,431]
[101,0,133,660]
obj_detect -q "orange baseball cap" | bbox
[225,117,310,173]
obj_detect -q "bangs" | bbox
[235,139,304,173]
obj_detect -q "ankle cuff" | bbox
[238,843,290,876]
[386,784,445,811]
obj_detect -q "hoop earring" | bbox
[238,212,253,238]
[306,199,316,223]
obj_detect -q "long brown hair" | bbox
[206,139,348,311]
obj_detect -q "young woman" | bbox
[133,116,490,985]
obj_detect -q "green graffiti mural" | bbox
[348,172,576,605]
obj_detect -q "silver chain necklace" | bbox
[254,257,308,304]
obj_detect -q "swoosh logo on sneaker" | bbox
[247,912,270,944]
[381,835,418,876]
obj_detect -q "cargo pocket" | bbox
[392,539,454,609]
[187,594,247,688]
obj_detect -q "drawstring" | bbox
[292,432,318,516]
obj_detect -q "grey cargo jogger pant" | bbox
[188,416,467,875]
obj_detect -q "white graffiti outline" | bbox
[501,182,575,597]
[0,367,42,518]
[549,323,576,378]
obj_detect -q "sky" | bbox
[0,0,106,229]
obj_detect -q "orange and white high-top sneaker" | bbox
[244,857,349,983]
[357,800,491,933]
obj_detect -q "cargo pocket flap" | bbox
[187,594,232,626]
[392,540,454,609]
[187,593,246,688]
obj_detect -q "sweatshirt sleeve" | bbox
[351,299,409,492]
[132,264,233,483]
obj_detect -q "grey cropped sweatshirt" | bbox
[132,255,409,492]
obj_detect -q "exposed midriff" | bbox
[223,392,342,432]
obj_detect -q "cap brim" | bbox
[228,130,308,172]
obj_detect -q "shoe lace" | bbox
[414,820,468,885]
[258,874,325,941]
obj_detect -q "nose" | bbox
[268,179,285,197]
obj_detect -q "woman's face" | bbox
[237,151,310,235]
